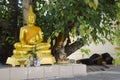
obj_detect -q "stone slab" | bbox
[0,68,10,80]
[10,67,28,80]
[0,64,86,80]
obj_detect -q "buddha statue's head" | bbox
[26,5,36,25]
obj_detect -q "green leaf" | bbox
[84,0,89,4]
[94,0,98,6]
[80,25,85,37]
[54,32,59,37]
[116,2,120,8]
[86,29,91,34]
[80,48,90,56]
[88,2,94,8]
[93,0,98,10]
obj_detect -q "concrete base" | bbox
[0,64,86,80]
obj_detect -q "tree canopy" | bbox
[32,0,116,43]
[32,0,117,57]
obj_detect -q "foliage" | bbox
[0,1,12,47]
[33,0,117,45]
[31,0,118,60]
[27,45,38,58]
[115,28,120,45]
[116,0,120,22]
[112,0,120,65]
[112,52,120,65]
[0,1,22,46]
[0,0,23,63]
[80,48,91,58]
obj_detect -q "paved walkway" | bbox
[24,65,120,80]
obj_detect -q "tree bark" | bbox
[22,0,30,25]
[65,39,84,57]
[51,32,84,62]
[51,20,84,62]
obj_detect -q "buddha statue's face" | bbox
[26,5,36,25]
[26,15,36,24]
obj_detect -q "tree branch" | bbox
[65,39,84,56]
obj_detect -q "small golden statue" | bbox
[6,5,56,67]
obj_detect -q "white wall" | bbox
[68,40,116,60]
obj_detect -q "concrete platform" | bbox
[26,65,120,80]
[0,64,86,80]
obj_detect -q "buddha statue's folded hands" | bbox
[20,26,43,45]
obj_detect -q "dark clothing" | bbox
[101,53,113,64]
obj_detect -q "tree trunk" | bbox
[22,0,30,25]
[51,32,84,62]
[51,20,84,62]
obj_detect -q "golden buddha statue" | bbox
[6,5,56,67]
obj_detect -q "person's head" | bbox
[101,53,113,64]
[26,5,36,24]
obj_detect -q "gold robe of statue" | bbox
[6,5,56,67]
